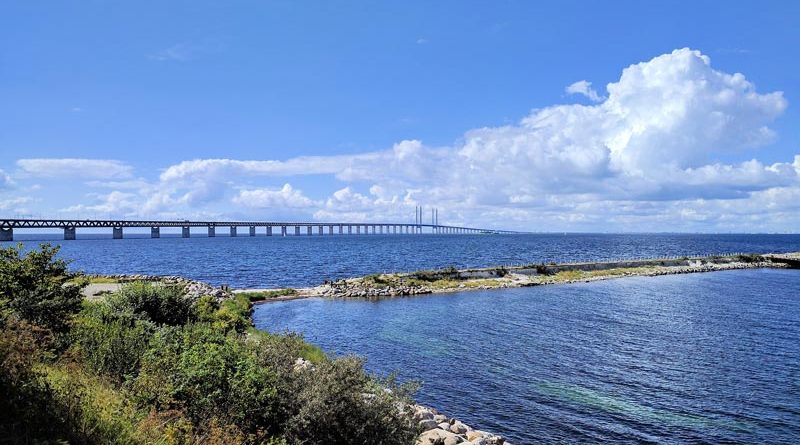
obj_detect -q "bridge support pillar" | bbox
[182,226,190,238]
[249,226,256,236]
[306,226,312,236]
[347,225,352,234]
[151,227,160,238]
[0,227,12,241]
[318,225,323,235]
[267,226,273,236]
[281,226,287,236]
[208,226,216,237]
[295,226,300,236]
[329,225,334,235]
[64,226,76,240]
[230,226,237,237]
[356,226,361,234]
[113,227,123,239]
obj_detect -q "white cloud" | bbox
[0,169,13,189]
[36,48,800,231]
[232,184,318,209]
[565,80,604,102]
[60,191,139,216]
[17,158,133,179]
[148,43,193,61]
[0,196,33,211]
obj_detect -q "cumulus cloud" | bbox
[565,80,604,102]
[35,48,800,231]
[232,184,318,209]
[17,158,133,179]
[60,191,140,216]
[0,169,13,189]
[0,196,33,212]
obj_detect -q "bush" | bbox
[0,318,66,443]
[107,281,194,326]
[133,324,280,440]
[284,356,418,445]
[71,301,156,382]
[0,243,84,334]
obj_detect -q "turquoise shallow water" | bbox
[253,269,800,444]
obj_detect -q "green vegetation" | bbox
[736,253,765,263]
[238,288,298,302]
[0,244,418,445]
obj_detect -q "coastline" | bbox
[245,252,800,303]
[76,252,800,445]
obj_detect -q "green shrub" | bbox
[0,243,84,334]
[107,281,194,326]
[71,301,156,382]
[213,295,252,333]
[0,318,67,443]
[284,356,418,445]
[45,363,141,445]
[133,324,280,440]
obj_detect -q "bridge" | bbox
[0,218,520,241]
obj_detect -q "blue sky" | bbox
[1,1,799,232]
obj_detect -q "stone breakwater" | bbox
[313,253,800,300]
[412,405,510,445]
[85,274,229,301]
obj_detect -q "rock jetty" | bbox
[412,405,510,445]
[310,253,800,300]
[85,274,229,301]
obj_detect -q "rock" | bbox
[415,408,435,421]
[468,439,487,445]
[293,357,312,372]
[433,414,448,423]
[466,431,488,441]
[438,422,452,432]
[417,429,464,445]
[418,419,438,431]
[450,421,470,434]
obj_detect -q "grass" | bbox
[42,363,142,444]
[68,275,122,286]
[86,276,121,284]
[238,288,298,302]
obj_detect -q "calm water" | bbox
[4,232,800,288]
[253,269,800,444]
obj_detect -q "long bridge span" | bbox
[0,218,520,241]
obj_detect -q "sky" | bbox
[1,0,799,232]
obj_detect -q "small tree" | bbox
[0,243,84,334]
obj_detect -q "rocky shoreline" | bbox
[83,252,800,445]
[308,252,800,300]
[412,405,510,445]
[83,273,228,301]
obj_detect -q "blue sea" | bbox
[4,232,800,288]
[5,232,800,443]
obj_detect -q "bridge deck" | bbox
[0,218,518,241]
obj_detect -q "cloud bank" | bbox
[8,48,799,232]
